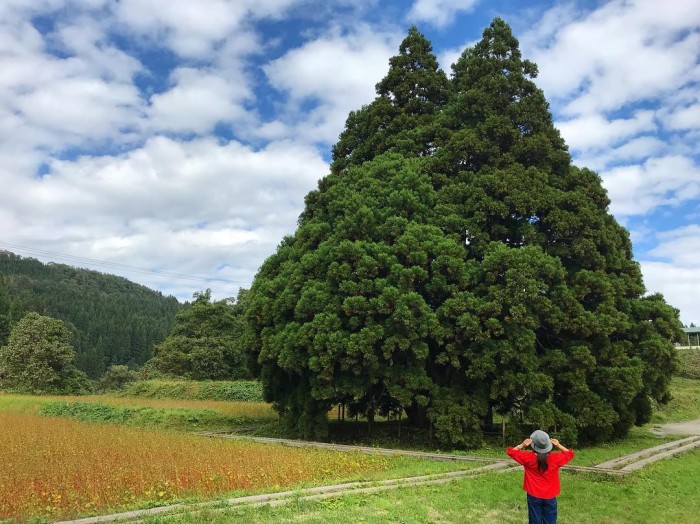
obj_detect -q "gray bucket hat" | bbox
[530,430,553,453]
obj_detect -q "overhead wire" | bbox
[0,241,246,285]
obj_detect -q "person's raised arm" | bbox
[514,437,532,451]
[550,438,569,452]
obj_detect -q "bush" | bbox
[96,365,138,393]
[119,379,264,402]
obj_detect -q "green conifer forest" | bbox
[0,251,182,378]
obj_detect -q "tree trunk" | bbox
[405,402,429,428]
[485,404,494,430]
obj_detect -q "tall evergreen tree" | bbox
[329,26,450,175]
[432,18,681,443]
[244,19,682,446]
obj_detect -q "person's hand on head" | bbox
[551,438,559,446]
[523,438,532,447]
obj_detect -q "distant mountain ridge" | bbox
[0,251,183,378]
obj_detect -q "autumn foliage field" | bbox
[0,411,388,522]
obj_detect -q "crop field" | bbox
[0,411,392,522]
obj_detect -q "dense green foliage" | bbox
[0,252,182,377]
[119,379,264,402]
[96,365,139,392]
[0,312,89,394]
[244,20,683,446]
[148,289,249,380]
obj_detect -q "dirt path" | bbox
[197,431,509,463]
[653,418,700,436]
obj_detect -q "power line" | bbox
[0,241,246,285]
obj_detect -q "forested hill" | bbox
[0,251,183,378]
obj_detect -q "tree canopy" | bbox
[244,20,683,446]
[0,312,89,394]
[149,289,249,380]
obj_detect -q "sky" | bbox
[0,0,699,323]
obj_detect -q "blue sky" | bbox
[0,0,698,323]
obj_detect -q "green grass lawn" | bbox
[651,377,700,424]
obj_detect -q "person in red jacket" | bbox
[506,430,574,524]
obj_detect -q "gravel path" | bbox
[654,418,700,436]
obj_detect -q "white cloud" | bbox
[148,68,251,134]
[263,24,400,143]
[642,225,700,323]
[661,103,700,131]
[650,225,700,266]
[3,136,329,298]
[17,77,141,138]
[0,4,145,158]
[602,156,700,216]
[407,0,480,27]
[113,0,300,59]
[525,0,700,115]
[520,0,700,222]
[113,0,248,59]
[557,110,656,152]
[53,16,142,82]
[29,137,326,223]
[572,136,667,172]
[641,262,700,324]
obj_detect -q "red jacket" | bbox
[506,447,575,499]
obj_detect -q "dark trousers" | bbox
[527,494,558,524]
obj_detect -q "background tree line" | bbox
[0,251,181,378]
[0,251,251,391]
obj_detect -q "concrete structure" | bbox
[682,327,700,348]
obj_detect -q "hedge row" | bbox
[119,379,264,402]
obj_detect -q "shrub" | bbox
[96,365,138,392]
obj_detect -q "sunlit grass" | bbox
[651,377,700,424]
